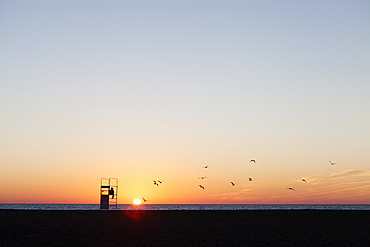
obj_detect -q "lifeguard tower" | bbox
[100,177,118,210]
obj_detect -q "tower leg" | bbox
[100,195,109,210]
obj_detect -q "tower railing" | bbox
[100,177,118,210]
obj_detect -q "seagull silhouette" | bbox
[250,159,256,163]
[203,166,209,168]
[329,160,336,165]
[198,185,205,189]
[198,177,208,179]
[302,179,307,183]
[142,197,148,203]
[153,180,163,186]
[248,177,252,181]
[230,182,235,186]
[287,187,296,191]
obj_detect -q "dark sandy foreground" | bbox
[1,210,369,246]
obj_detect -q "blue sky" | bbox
[1,1,369,203]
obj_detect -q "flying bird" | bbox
[198,185,205,189]
[203,166,209,168]
[329,160,336,165]
[302,179,307,183]
[230,182,235,186]
[198,177,208,179]
[248,177,253,181]
[142,197,148,203]
[287,187,296,191]
[250,159,256,163]
[153,180,163,186]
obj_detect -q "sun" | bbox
[133,198,142,205]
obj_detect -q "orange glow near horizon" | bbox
[1,126,369,205]
[1,166,369,204]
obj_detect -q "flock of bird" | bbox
[198,159,256,190]
[141,160,336,203]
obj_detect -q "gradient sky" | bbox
[1,1,369,204]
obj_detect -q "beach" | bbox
[1,210,369,246]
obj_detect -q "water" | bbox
[0,204,369,210]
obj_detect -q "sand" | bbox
[1,210,369,246]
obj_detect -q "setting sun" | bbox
[133,199,142,205]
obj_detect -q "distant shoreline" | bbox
[1,203,369,211]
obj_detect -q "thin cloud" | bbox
[330,184,370,193]
[214,189,253,202]
[215,188,252,198]
[327,170,369,179]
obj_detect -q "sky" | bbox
[1,0,369,204]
